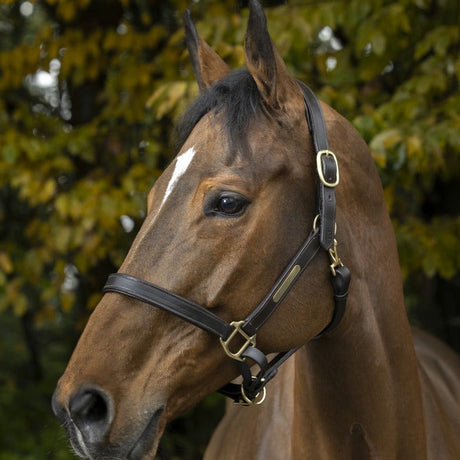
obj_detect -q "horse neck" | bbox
[297,291,427,458]
[292,121,429,456]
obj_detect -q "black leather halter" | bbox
[103,82,351,405]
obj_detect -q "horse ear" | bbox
[184,9,231,91]
[244,0,298,109]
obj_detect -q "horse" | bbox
[52,1,460,458]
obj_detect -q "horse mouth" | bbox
[128,407,165,460]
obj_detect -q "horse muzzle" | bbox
[52,384,164,459]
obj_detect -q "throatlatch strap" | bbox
[314,264,350,339]
[298,81,337,251]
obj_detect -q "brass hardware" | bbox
[273,265,301,302]
[328,238,344,276]
[237,377,267,406]
[220,321,256,362]
[313,214,337,235]
[313,214,320,232]
[316,150,339,187]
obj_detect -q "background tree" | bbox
[0,0,458,458]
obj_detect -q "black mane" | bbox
[175,69,264,154]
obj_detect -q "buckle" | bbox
[219,321,256,362]
[316,150,339,187]
[220,321,256,362]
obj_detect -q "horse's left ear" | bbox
[184,9,231,91]
[245,0,299,109]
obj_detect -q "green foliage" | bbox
[0,0,458,457]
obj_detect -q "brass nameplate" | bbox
[272,265,301,302]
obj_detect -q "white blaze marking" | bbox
[161,146,196,208]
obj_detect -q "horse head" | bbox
[52,1,375,458]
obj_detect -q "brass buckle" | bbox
[316,150,339,187]
[219,321,256,362]
[328,238,344,276]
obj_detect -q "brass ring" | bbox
[313,214,320,232]
[313,215,337,235]
[240,379,267,406]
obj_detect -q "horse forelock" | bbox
[175,69,265,161]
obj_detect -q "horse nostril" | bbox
[71,390,106,422]
[69,386,114,444]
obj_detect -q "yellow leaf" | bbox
[57,2,76,22]
[383,184,395,213]
[406,135,422,158]
[55,194,70,217]
[0,252,13,274]
[54,226,72,252]
[13,295,28,317]
[370,129,402,153]
[39,178,56,202]
[60,291,75,313]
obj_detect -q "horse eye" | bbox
[205,192,249,217]
[217,196,244,214]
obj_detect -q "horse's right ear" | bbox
[184,9,230,91]
[244,0,299,110]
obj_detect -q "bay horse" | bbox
[52,1,460,458]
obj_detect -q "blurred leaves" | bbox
[0,0,459,458]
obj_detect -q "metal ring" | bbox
[313,214,320,232]
[240,378,267,405]
[313,215,337,235]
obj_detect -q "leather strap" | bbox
[241,230,321,337]
[314,265,350,339]
[103,274,234,340]
[218,347,299,403]
[298,81,337,251]
[103,231,321,342]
